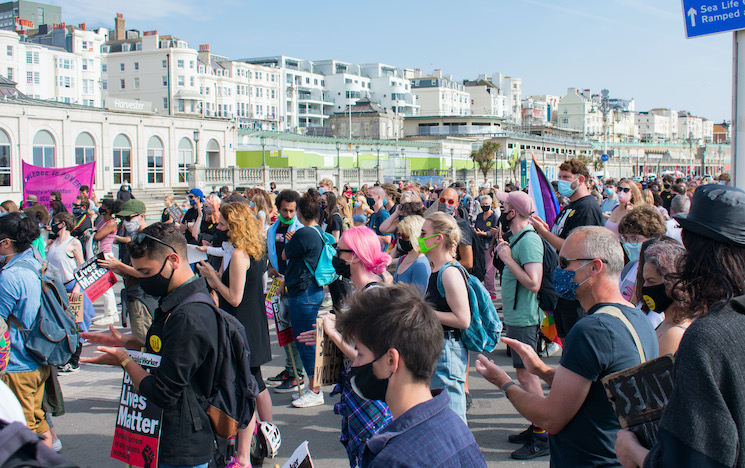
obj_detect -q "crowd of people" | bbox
[0,163,743,468]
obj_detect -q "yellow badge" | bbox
[643,295,655,311]
[486,221,492,227]
[149,335,162,353]
[567,209,576,218]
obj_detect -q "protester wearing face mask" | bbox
[473,195,499,299]
[605,179,645,236]
[530,159,604,339]
[600,179,618,217]
[366,186,393,248]
[70,196,92,240]
[476,226,657,467]
[82,223,258,468]
[92,198,122,325]
[334,284,486,467]
[616,206,666,302]
[180,188,205,246]
[352,195,371,226]
[392,215,430,296]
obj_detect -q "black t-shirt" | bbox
[274,223,290,276]
[661,190,674,212]
[551,195,604,239]
[326,213,343,235]
[182,207,200,245]
[284,225,324,297]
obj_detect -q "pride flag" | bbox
[528,155,560,229]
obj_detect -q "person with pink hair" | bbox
[298,226,393,466]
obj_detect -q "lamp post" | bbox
[450,148,454,170]
[686,131,695,178]
[260,136,266,167]
[355,145,360,168]
[192,129,200,165]
[336,141,341,169]
[376,143,381,169]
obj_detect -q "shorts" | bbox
[251,366,266,393]
[2,366,51,433]
[506,325,539,369]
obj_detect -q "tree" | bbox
[470,141,502,178]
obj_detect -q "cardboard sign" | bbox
[273,295,294,347]
[67,294,84,323]
[264,276,283,319]
[281,440,313,468]
[313,317,344,387]
[111,351,163,468]
[602,354,675,449]
[73,256,118,302]
[244,188,267,200]
[166,204,183,223]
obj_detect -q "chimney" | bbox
[78,22,86,30]
[115,13,125,41]
[198,44,211,65]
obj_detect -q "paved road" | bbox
[53,285,556,467]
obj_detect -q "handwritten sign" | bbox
[111,351,163,468]
[281,440,313,468]
[67,294,83,323]
[602,354,675,448]
[313,317,344,387]
[273,295,294,347]
[166,204,183,223]
[73,256,117,302]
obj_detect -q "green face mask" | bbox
[417,234,441,254]
[278,214,294,225]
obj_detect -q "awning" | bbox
[174,89,203,100]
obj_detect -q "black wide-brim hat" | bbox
[673,184,745,246]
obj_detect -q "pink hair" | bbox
[341,226,391,274]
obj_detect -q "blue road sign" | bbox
[683,0,745,38]
[601,153,609,162]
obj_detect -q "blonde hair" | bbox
[619,178,646,207]
[642,189,654,206]
[220,202,266,261]
[252,194,268,214]
[397,215,425,253]
[425,211,461,256]
[337,199,354,227]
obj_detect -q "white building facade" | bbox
[407,69,470,116]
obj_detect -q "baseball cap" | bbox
[496,191,536,218]
[189,188,205,202]
[117,199,147,217]
[26,194,37,203]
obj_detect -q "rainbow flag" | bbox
[541,311,562,347]
[528,154,560,229]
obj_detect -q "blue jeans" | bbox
[159,464,209,468]
[287,284,324,381]
[430,337,468,423]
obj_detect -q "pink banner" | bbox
[22,161,96,211]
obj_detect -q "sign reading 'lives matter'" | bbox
[682,0,745,37]
[111,351,163,468]
[73,256,117,302]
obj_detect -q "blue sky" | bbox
[51,0,732,122]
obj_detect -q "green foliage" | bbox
[470,141,502,178]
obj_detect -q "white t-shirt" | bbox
[0,380,26,425]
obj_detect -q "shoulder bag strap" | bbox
[509,230,530,312]
[595,306,646,363]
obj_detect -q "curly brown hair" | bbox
[220,202,266,261]
[559,158,590,180]
[617,205,666,238]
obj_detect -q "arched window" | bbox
[32,130,55,167]
[177,137,192,184]
[206,138,220,167]
[112,134,131,185]
[147,136,164,184]
[75,132,95,165]
[0,129,10,186]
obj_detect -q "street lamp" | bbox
[686,131,695,177]
[192,129,200,165]
[336,141,341,169]
[355,145,360,168]
[260,136,266,167]
[376,143,381,169]
[450,148,454,169]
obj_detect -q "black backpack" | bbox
[510,229,559,313]
[180,292,259,440]
[0,420,78,468]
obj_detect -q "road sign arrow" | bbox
[688,6,698,27]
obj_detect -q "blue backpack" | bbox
[304,226,339,287]
[6,261,77,367]
[436,261,502,353]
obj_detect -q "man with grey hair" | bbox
[476,226,658,467]
[665,194,689,243]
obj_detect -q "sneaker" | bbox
[511,434,550,459]
[321,296,333,308]
[224,456,249,468]
[274,376,305,394]
[465,392,473,412]
[58,364,80,373]
[291,388,323,408]
[52,439,62,452]
[490,295,497,300]
[544,341,561,357]
[93,315,117,326]
[266,369,290,386]
[508,425,534,444]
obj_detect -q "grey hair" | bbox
[644,241,686,284]
[670,195,690,215]
[567,226,625,279]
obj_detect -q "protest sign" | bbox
[166,204,183,223]
[313,316,344,387]
[67,294,83,323]
[272,295,294,347]
[111,351,163,468]
[22,161,95,211]
[265,276,283,319]
[243,187,267,200]
[73,255,117,302]
[281,440,313,468]
[602,354,675,448]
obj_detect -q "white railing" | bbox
[270,168,291,180]
[204,168,233,185]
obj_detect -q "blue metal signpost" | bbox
[682,0,745,38]
[601,154,609,162]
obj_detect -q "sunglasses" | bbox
[617,187,631,193]
[439,198,456,205]
[72,204,81,208]
[130,232,176,254]
[558,257,608,269]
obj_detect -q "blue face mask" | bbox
[553,262,592,301]
[622,241,643,263]
[557,177,579,198]
[249,201,255,208]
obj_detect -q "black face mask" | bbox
[366,197,376,208]
[641,283,674,313]
[481,205,491,213]
[51,224,62,235]
[139,257,174,298]
[350,354,390,402]
[72,207,85,217]
[498,210,514,229]
[397,239,413,254]
[213,228,228,246]
[332,256,351,279]
[98,207,107,215]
